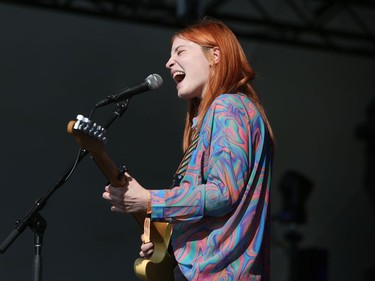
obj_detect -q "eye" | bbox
[177,50,185,56]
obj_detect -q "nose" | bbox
[165,57,174,69]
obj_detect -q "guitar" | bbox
[67,115,176,281]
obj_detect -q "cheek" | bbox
[195,65,211,84]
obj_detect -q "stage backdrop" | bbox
[0,3,374,281]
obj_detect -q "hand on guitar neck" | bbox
[102,172,150,214]
[67,115,175,281]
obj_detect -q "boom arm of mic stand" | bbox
[0,98,130,255]
[0,148,88,254]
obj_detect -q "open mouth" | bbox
[173,71,186,84]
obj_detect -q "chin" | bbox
[177,91,191,100]
[177,89,202,100]
[177,94,190,100]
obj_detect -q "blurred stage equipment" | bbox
[277,170,313,225]
[356,96,375,281]
[276,170,328,281]
[356,97,375,215]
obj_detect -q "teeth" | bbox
[173,71,185,78]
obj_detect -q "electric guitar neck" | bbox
[67,115,175,281]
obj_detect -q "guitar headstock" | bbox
[67,115,107,152]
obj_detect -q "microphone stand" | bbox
[0,99,130,281]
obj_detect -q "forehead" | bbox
[171,37,200,53]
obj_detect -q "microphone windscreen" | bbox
[146,74,163,90]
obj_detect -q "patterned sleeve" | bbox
[150,94,258,222]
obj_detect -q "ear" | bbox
[212,47,220,65]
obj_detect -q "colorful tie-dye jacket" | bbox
[150,93,272,280]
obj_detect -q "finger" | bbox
[107,185,128,196]
[105,184,122,193]
[139,249,154,258]
[141,242,154,252]
[102,192,123,205]
[110,206,127,213]
[139,251,150,258]
[124,172,135,182]
[102,191,111,200]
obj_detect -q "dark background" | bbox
[0,2,374,281]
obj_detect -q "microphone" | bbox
[95,74,163,108]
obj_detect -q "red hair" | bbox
[173,18,274,150]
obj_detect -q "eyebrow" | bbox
[173,45,187,53]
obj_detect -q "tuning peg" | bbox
[89,123,97,137]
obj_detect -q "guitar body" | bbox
[67,116,176,281]
[134,221,175,281]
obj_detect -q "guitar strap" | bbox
[171,129,200,188]
[144,130,200,245]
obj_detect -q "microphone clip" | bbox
[95,94,119,108]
